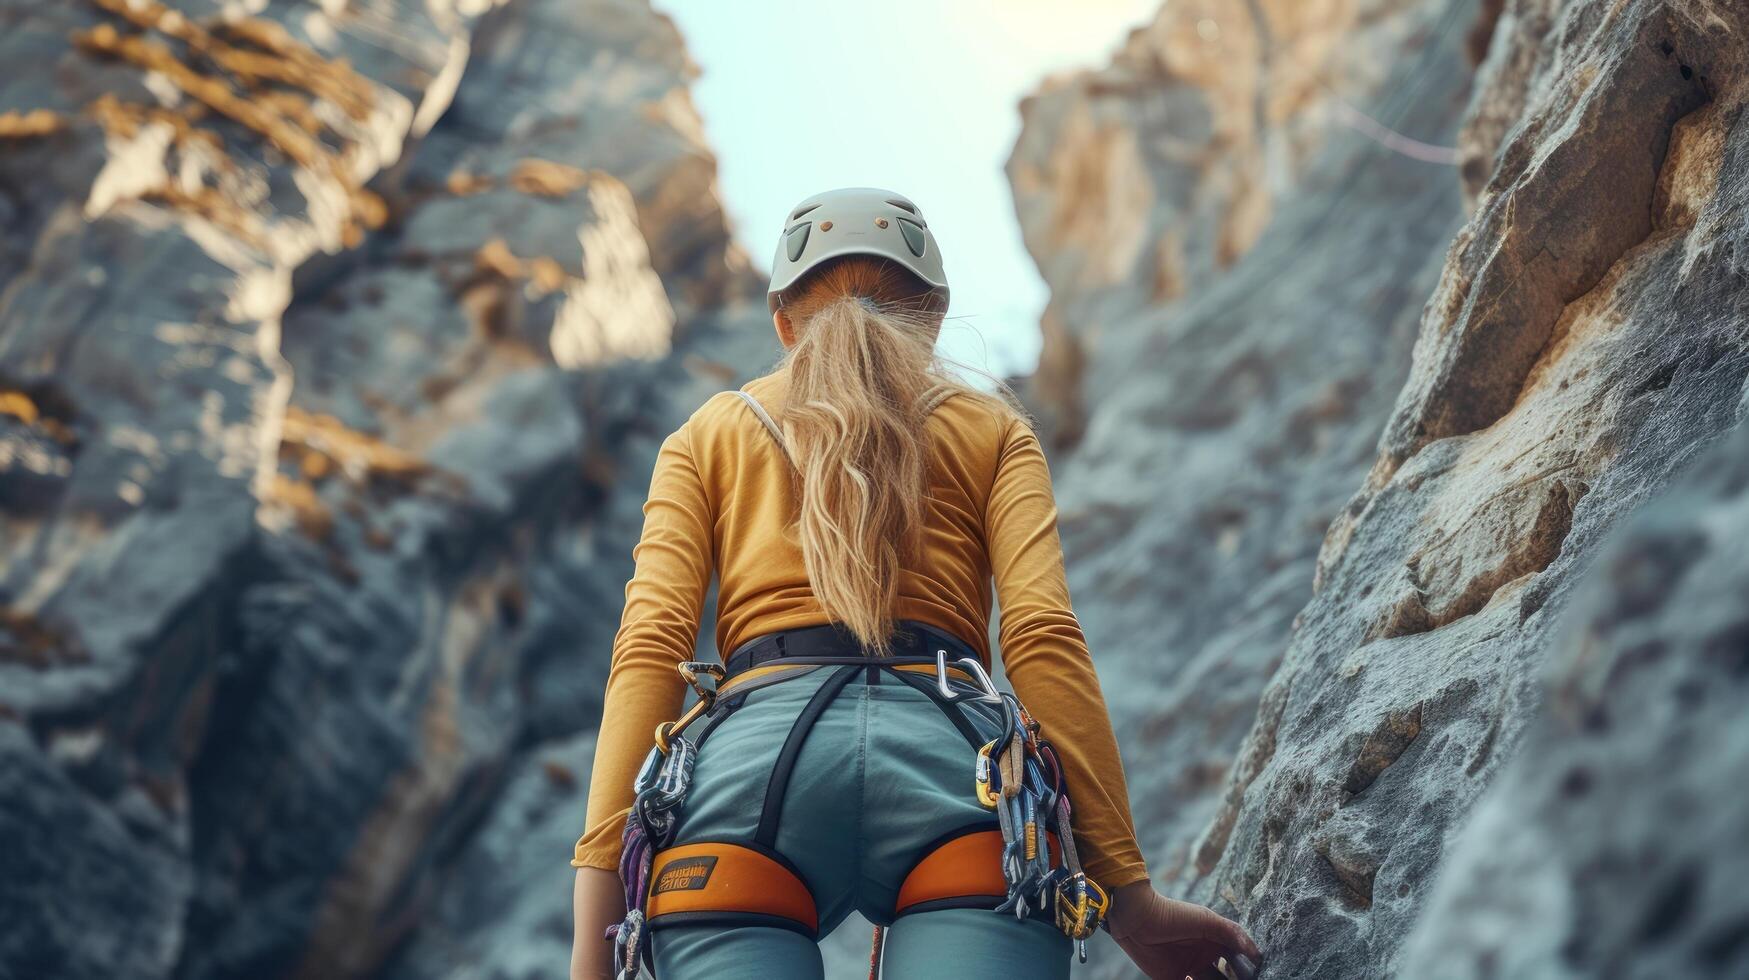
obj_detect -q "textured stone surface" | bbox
[0,1,770,978]
[1399,398,1749,979]
[1007,0,1470,443]
[383,732,599,980]
[1013,0,1749,978]
[1008,0,1481,924]
[6,0,1747,976]
[1187,2,1746,974]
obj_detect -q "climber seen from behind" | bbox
[568,186,1263,980]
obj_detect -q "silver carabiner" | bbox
[936,649,1002,703]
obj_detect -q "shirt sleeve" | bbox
[573,421,713,870]
[985,415,1149,889]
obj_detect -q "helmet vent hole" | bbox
[785,222,811,261]
[875,217,889,228]
[885,198,917,215]
[896,216,927,257]
[790,203,821,220]
[819,220,833,232]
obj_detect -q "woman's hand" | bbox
[571,867,627,980]
[1107,880,1263,980]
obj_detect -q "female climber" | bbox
[568,187,1262,980]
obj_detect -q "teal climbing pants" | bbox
[648,660,1072,980]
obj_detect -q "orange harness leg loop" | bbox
[894,827,1061,917]
[645,841,820,937]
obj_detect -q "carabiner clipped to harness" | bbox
[655,662,726,754]
[935,649,1002,703]
[679,660,726,695]
[965,688,1110,962]
[1053,871,1109,957]
[974,740,1000,808]
[610,660,723,980]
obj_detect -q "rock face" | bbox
[1014,0,1749,977]
[1007,0,1472,445]
[1399,395,1749,978]
[1008,0,1481,911]
[0,2,770,978]
[1193,3,1746,976]
[6,0,1746,976]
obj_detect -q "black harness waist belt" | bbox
[723,618,983,679]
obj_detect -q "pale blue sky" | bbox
[655,0,1159,379]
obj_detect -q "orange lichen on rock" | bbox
[73,0,391,247]
[0,390,41,426]
[446,170,494,196]
[0,109,67,138]
[278,405,430,484]
[87,93,220,151]
[88,0,376,121]
[0,389,77,445]
[0,608,91,669]
[75,24,329,173]
[473,238,526,280]
[147,185,266,244]
[473,238,570,296]
[261,473,334,540]
[526,257,568,293]
[510,159,592,198]
[214,15,377,120]
[85,93,271,244]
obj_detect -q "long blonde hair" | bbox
[773,256,1010,654]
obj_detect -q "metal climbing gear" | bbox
[655,661,723,753]
[936,649,1002,703]
[969,688,1109,961]
[606,661,720,980]
[1053,871,1110,949]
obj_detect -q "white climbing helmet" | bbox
[766,187,949,314]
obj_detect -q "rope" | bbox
[1329,98,1460,165]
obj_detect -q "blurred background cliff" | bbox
[1,1,1745,978]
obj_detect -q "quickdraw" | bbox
[606,661,722,980]
[973,688,1109,961]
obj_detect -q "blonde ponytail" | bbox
[772,257,1003,654]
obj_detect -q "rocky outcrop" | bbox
[1007,0,1471,445]
[1190,2,1745,975]
[1015,0,1748,977]
[1007,0,1481,918]
[0,2,770,978]
[1399,394,1749,978]
[7,0,1746,975]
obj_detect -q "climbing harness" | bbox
[605,625,1107,977]
[605,626,999,977]
[604,391,1109,977]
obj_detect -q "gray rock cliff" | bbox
[0,2,770,977]
[4,0,1746,977]
[1011,0,1749,976]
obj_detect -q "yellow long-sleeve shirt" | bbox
[574,369,1148,889]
